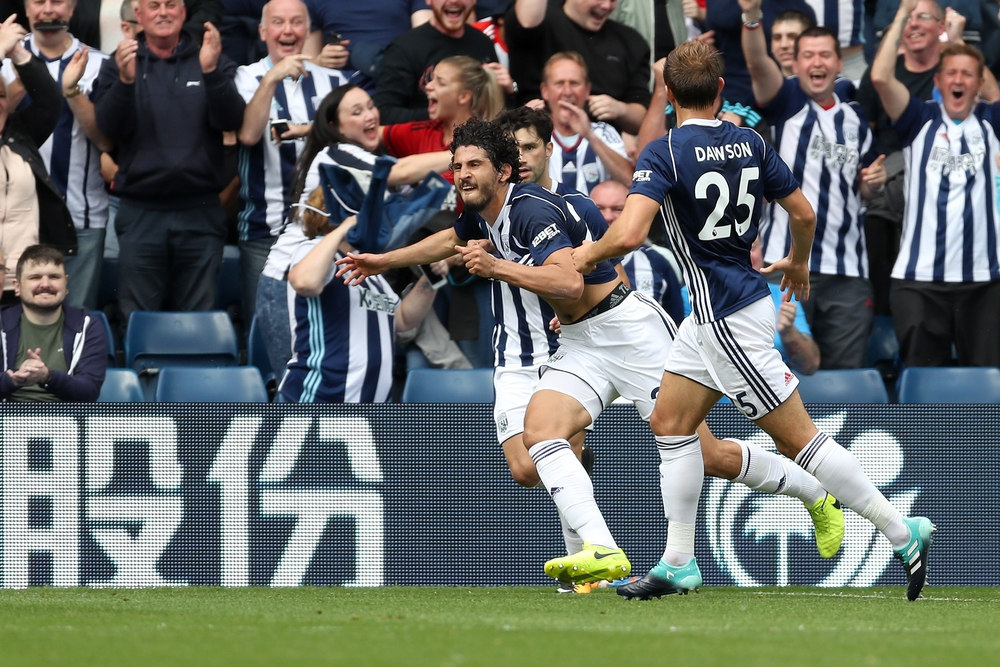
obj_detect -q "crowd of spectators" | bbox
[1,0,998,403]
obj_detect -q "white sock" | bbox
[656,434,704,565]
[559,514,584,555]
[529,439,616,548]
[795,432,909,547]
[732,439,826,505]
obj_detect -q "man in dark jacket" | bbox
[0,244,106,401]
[93,0,245,322]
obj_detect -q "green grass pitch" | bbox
[1,586,996,666]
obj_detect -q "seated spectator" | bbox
[539,51,634,193]
[372,0,511,125]
[0,244,107,402]
[506,0,652,134]
[278,188,438,402]
[0,14,76,305]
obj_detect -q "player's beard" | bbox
[459,180,497,213]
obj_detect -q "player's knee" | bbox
[507,461,540,488]
[649,411,684,437]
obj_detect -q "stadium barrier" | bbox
[1,403,996,588]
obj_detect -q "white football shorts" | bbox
[537,290,676,424]
[493,364,538,443]
[667,295,799,419]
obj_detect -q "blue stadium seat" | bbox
[97,256,118,312]
[400,368,495,403]
[97,368,144,402]
[124,311,240,399]
[89,309,117,368]
[896,366,1000,404]
[795,369,890,404]
[866,315,900,385]
[124,311,240,371]
[153,366,269,402]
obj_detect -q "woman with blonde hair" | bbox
[381,55,504,170]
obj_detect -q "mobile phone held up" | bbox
[270,119,290,141]
[325,32,342,45]
[418,264,447,290]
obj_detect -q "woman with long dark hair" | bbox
[255,83,451,379]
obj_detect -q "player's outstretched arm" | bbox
[572,193,659,273]
[761,188,815,303]
[335,227,463,285]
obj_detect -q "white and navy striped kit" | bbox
[234,59,349,242]
[631,118,799,323]
[25,35,108,232]
[631,119,801,417]
[805,0,863,49]
[621,245,682,321]
[547,122,629,195]
[760,78,875,278]
[892,96,1000,283]
[453,182,618,368]
[280,239,398,403]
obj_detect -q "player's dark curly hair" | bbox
[450,118,522,183]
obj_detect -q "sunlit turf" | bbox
[1,586,996,666]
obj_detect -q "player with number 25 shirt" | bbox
[574,40,934,602]
[631,124,797,325]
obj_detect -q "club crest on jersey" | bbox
[632,169,652,183]
[531,224,560,247]
[929,146,984,176]
[808,135,858,166]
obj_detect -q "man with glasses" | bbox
[856,0,945,317]
[870,0,1000,367]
